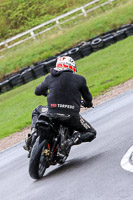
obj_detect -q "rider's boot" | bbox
[23,128,38,157]
[68,131,96,147]
[80,132,96,142]
[67,131,81,147]
[23,133,32,151]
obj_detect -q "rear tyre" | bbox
[29,138,48,179]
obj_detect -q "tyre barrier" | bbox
[102,33,115,47]
[91,37,104,51]
[79,42,92,57]
[44,57,57,72]
[68,47,81,60]
[4,71,18,80]
[1,23,133,94]
[57,51,69,58]
[119,24,132,30]
[125,25,133,36]
[0,80,12,93]
[118,24,133,37]
[31,64,47,78]
[19,66,30,74]
[114,30,126,42]
[9,74,24,87]
[21,68,35,84]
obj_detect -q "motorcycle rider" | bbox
[24,56,96,156]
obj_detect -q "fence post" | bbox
[109,0,113,4]
[4,41,8,48]
[81,7,87,17]
[30,30,36,40]
[0,0,116,51]
[56,19,62,30]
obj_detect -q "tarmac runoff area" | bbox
[0,79,133,175]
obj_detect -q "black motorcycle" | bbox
[29,111,76,179]
[29,101,91,179]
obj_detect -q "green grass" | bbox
[0,77,46,139]
[0,36,133,139]
[0,0,132,79]
[0,0,118,41]
[0,0,95,40]
[78,37,133,96]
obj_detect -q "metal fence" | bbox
[0,0,116,52]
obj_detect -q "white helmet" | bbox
[55,56,77,73]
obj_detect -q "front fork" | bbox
[42,126,69,161]
[57,126,70,157]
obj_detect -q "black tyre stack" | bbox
[91,37,104,51]
[44,57,57,72]
[68,47,81,60]
[0,80,11,93]
[102,33,115,47]
[9,74,24,87]
[21,68,35,84]
[79,42,92,57]
[31,64,47,78]
[125,24,133,36]
[1,23,133,94]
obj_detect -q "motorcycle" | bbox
[29,101,91,179]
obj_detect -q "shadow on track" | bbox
[33,151,104,183]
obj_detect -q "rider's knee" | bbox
[80,131,96,142]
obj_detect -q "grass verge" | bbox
[0,0,133,78]
[0,36,133,139]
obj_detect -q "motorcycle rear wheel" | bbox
[29,138,48,179]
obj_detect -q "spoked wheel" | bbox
[38,147,48,178]
[29,138,49,179]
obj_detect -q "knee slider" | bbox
[88,132,96,142]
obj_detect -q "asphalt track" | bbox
[0,89,133,200]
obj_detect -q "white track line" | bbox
[120,145,133,172]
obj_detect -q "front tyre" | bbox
[29,137,48,179]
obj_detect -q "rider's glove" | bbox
[81,100,93,108]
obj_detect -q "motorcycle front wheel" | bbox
[29,137,48,179]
